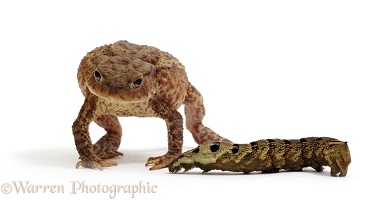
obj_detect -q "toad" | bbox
[72,40,230,170]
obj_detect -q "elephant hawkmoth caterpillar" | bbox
[169,137,351,177]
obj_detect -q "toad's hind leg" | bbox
[93,115,124,159]
[184,83,231,144]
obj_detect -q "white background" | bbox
[1,0,376,199]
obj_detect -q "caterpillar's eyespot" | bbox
[192,147,199,154]
[131,78,143,89]
[267,139,275,143]
[94,70,101,82]
[315,137,323,141]
[210,142,220,152]
[300,138,307,143]
[231,144,239,154]
[283,140,291,144]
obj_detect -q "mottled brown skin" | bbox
[73,40,230,170]
[169,137,351,177]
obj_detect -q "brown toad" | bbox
[73,40,231,170]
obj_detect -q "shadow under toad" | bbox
[14,147,169,169]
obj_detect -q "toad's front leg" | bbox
[145,99,183,170]
[72,94,117,170]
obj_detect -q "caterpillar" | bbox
[169,137,351,177]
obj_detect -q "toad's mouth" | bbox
[87,83,151,103]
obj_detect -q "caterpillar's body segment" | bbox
[169,137,351,177]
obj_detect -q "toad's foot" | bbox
[145,153,179,170]
[76,158,118,171]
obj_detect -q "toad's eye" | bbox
[94,70,101,82]
[131,78,143,89]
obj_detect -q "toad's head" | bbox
[86,55,155,102]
